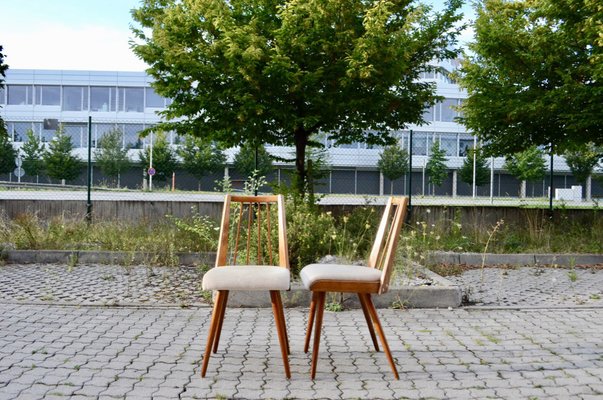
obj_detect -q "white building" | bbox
[1,68,598,198]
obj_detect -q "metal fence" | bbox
[1,116,602,211]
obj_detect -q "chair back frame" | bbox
[367,197,409,294]
[215,194,289,269]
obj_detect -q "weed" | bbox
[325,302,343,312]
[589,294,601,300]
[567,270,578,283]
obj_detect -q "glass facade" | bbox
[8,85,33,105]
[90,87,117,112]
[62,86,88,111]
[35,85,61,106]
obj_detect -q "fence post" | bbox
[86,116,93,222]
[406,129,413,223]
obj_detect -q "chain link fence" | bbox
[1,116,602,210]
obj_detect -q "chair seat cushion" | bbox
[202,266,290,291]
[300,264,382,290]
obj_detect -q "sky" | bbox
[0,0,474,72]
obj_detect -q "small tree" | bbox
[564,143,603,185]
[504,146,546,198]
[0,129,16,175]
[138,131,178,183]
[426,141,448,195]
[233,142,273,179]
[459,146,490,187]
[95,129,131,187]
[43,125,81,184]
[178,135,226,190]
[378,145,409,194]
[21,129,45,182]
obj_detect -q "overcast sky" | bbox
[0,0,474,72]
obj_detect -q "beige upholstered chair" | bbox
[300,196,409,379]
[201,194,291,378]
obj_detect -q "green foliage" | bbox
[0,45,7,138]
[378,145,409,193]
[131,0,464,194]
[564,143,603,184]
[457,0,603,155]
[21,130,45,178]
[43,125,81,182]
[138,131,178,183]
[168,208,220,252]
[94,129,130,187]
[0,129,16,175]
[504,146,547,182]
[178,135,226,187]
[459,146,490,187]
[285,200,336,276]
[426,141,448,192]
[233,142,273,179]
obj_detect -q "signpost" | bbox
[14,156,23,183]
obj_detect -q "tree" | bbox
[564,143,603,185]
[43,125,81,183]
[0,129,16,175]
[21,129,45,181]
[131,0,463,195]
[457,0,603,156]
[233,142,273,179]
[178,135,226,190]
[94,129,131,187]
[504,146,546,198]
[138,131,178,183]
[426,141,448,195]
[459,146,490,187]
[378,145,409,194]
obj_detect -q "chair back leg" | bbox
[212,291,229,354]
[359,293,399,379]
[357,293,380,352]
[304,291,320,353]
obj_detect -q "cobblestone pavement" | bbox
[0,263,602,399]
[0,304,602,399]
[447,267,603,307]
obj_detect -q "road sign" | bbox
[15,157,22,167]
[148,167,156,176]
[14,167,25,178]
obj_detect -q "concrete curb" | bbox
[3,249,216,266]
[427,251,603,267]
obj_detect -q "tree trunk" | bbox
[294,128,308,196]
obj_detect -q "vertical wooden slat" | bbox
[246,203,252,264]
[266,203,273,265]
[216,195,231,267]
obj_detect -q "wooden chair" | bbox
[300,196,409,379]
[201,194,291,378]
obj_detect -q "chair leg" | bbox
[201,290,227,377]
[310,291,326,380]
[270,291,291,379]
[360,293,399,380]
[358,293,380,352]
[273,289,290,355]
[212,290,229,353]
[304,291,319,353]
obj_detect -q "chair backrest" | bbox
[367,197,409,294]
[216,194,289,269]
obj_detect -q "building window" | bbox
[411,132,428,156]
[439,134,458,157]
[0,87,5,104]
[63,86,88,111]
[7,85,33,105]
[440,98,458,122]
[145,87,165,108]
[90,87,117,112]
[119,87,144,112]
[422,104,434,123]
[35,85,61,106]
[459,136,474,157]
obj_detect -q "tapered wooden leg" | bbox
[273,290,290,355]
[358,293,380,352]
[304,291,319,353]
[212,290,229,353]
[310,291,326,380]
[201,290,227,377]
[270,291,291,379]
[360,293,399,380]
